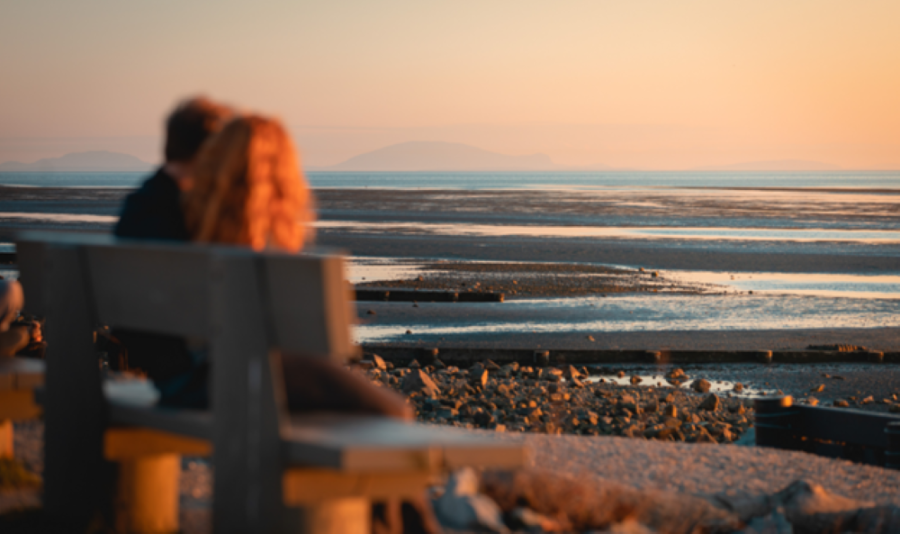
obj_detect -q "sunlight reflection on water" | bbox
[353,293,900,343]
[319,220,900,244]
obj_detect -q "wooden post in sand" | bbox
[113,455,181,533]
[886,422,900,470]
[754,395,798,450]
[0,419,12,458]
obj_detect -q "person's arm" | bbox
[282,356,413,420]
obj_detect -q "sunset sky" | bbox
[1,1,898,169]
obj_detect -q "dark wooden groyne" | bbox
[756,396,900,469]
[361,345,897,367]
[355,288,505,302]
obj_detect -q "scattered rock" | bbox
[691,379,711,393]
[563,365,582,380]
[434,468,508,532]
[698,394,719,411]
[470,369,489,388]
[810,384,824,393]
[740,507,793,534]
[733,383,744,393]
[666,368,686,380]
[833,399,849,408]
[364,353,387,370]
[402,369,441,397]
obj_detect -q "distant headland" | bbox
[309,141,614,172]
[0,151,154,172]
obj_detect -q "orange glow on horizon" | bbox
[0,1,898,170]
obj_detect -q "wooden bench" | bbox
[16,231,526,533]
[756,396,900,469]
[0,357,44,458]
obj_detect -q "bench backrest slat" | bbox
[86,245,211,338]
[263,254,356,358]
[17,232,355,360]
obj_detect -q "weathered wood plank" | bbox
[211,252,287,533]
[0,358,45,392]
[105,427,211,460]
[283,469,432,505]
[264,253,357,360]
[85,244,211,337]
[42,244,111,527]
[104,378,213,440]
[0,390,41,420]
[793,404,900,448]
[285,414,525,472]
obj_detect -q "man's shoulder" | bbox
[115,167,188,239]
[129,168,179,199]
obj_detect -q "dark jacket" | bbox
[115,168,190,241]
[113,168,193,382]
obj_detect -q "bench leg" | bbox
[0,419,11,459]
[114,454,181,534]
[291,497,370,534]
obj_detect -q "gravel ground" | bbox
[491,431,900,506]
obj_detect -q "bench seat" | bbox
[104,379,525,472]
[0,357,44,420]
[16,232,526,532]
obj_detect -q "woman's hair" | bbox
[183,115,314,252]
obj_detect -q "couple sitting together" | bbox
[114,97,409,418]
[116,98,439,534]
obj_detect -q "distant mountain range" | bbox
[310,141,613,172]
[0,148,842,173]
[0,151,154,172]
[692,159,840,171]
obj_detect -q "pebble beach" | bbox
[2,173,900,532]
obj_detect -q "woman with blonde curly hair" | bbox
[120,107,435,533]
[184,115,433,533]
[184,115,315,252]
[181,114,411,416]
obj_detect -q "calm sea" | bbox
[1,170,899,190]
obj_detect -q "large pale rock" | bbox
[739,508,793,534]
[434,468,508,532]
[364,353,387,370]
[401,369,440,397]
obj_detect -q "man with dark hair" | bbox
[113,97,231,388]
[115,97,231,240]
